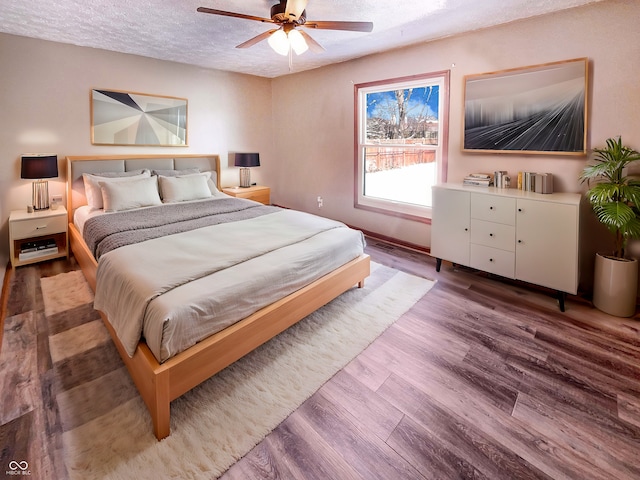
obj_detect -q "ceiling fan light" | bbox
[268,29,289,56]
[288,29,308,55]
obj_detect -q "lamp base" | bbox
[239,168,251,188]
[32,180,50,210]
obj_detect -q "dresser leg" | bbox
[436,258,442,272]
[557,291,566,312]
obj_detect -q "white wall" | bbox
[270,0,640,259]
[0,34,274,285]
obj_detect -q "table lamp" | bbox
[234,153,260,188]
[21,154,58,210]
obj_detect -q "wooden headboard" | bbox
[65,154,221,223]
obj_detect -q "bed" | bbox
[66,154,370,440]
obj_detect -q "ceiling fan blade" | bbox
[284,0,308,22]
[236,29,279,49]
[298,30,325,54]
[197,7,274,24]
[303,20,373,32]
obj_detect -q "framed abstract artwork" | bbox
[463,58,588,155]
[91,89,188,146]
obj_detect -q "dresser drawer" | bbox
[471,194,516,225]
[470,244,515,278]
[470,219,515,251]
[10,214,67,239]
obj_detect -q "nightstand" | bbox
[9,207,69,267]
[222,185,271,205]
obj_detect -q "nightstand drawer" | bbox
[11,214,67,239]
[245,190,270,204]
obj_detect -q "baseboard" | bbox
[0,262,12,355]
[357,228,429,254]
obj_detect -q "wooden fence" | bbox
[365,149,436,172]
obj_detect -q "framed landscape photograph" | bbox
[463,58,588,155]
[91,89,188,146]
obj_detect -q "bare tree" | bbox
[367,87,437,141]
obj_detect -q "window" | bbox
[354,71,449,222]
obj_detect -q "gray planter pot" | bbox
[593,253,638,317]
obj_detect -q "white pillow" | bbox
[158,173,213,203]
[100,176,162,212]
[83,170,151,210]
[151,168,200,177]
[204,171,220,195]
[151,169,218,195]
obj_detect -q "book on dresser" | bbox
[463,173,494,187]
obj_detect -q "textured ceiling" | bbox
[0,0,603,78]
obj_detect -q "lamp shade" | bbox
[21,154,58,179]
[234,153,260,168]
[267,29,289,56]
[288,29,309,55]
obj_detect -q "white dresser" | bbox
[431,184,581,311]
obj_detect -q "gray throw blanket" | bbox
[83,197,280,259]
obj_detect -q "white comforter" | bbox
[94,209,365,363]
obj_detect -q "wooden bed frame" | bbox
[65,154,370,440]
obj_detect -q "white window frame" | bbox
[354,71,450,223]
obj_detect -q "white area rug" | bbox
[43,263,435,479]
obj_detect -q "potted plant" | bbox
[580,136,640,317]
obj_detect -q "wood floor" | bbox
[2,240,640,479]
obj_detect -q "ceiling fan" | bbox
[197,0,373,56]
